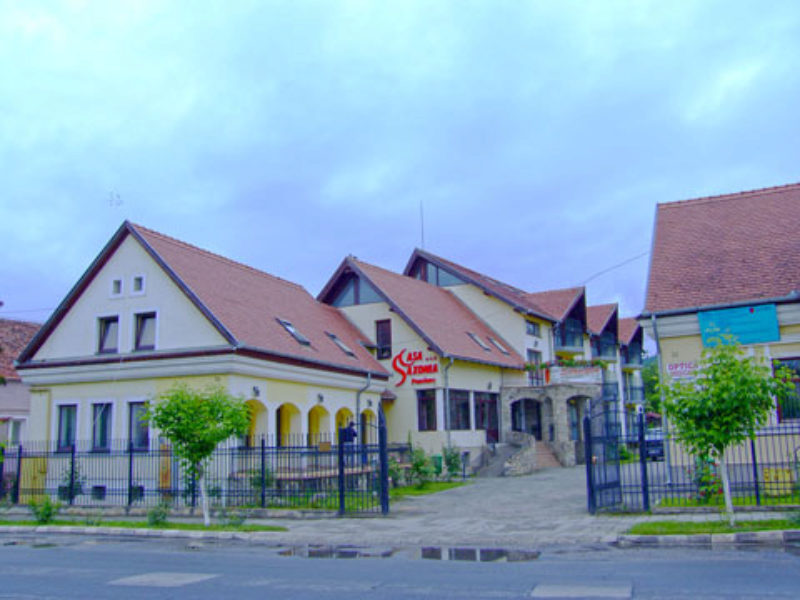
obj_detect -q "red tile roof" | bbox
[525,287,585,322]
[404,249,555,321]
[645,183,800,314]
[20,222,387,379]
[618,317,641,346]
[0,319,41,380]
[346,258,525,369]
[587,304,617,335]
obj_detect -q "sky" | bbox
[2,1,800,334]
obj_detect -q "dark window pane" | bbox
[58,405,77,451]
[417,389,437,431]
[92,403,111,451]
[98,317,119,353]
[135,312,156,350]
[376,320,392,359]
[129,403,149,450]
[448,390,471,430]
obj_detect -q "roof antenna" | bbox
[419,199,425,249]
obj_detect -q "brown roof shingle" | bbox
[525,287,585,322]
[618,317,641,346]
[0,319,41,380]
[587,304,617,336]
[349,258,525,369]
[645,183,800,314]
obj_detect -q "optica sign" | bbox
[392,349,439,387]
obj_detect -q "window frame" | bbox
[526,321,541,337]
[448,389,471,431]
[131,274,146,296]
[97,315,120,354]
[277,318,311,346]
[376,319,392,360]
[775,358,800,422]
[417,389,437,432]
[134,311,157,351]
[57,404,77,452]
[91,403,112,452]
[128,402,149,451]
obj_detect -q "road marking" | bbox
[531,583,632,599]
[110,572,218,587]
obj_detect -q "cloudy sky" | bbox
[2,1,799,331]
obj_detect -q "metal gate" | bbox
[584,395,623,513]
[338,404,389,515]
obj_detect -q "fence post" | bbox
[68,443,76,506]
[127,441,134,506]
[583,416,596,514]
[14,445,22,504]
[260,436,267,509]
[337,427,345,516]
[637,411,650,512]
[0,445,4,500]
[750,439,761,507]
[379,410,389,515]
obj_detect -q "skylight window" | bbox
[488,337,510,355]
[467,332,492,352]
[277,318,311,346]
[327,332,356,357]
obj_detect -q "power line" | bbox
[579,251,649,285]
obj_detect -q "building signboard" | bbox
[392,349,439,387]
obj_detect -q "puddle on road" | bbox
[275,544,540,562]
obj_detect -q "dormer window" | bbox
[327,332,355,357]
[467,332,492,352]
[98,316,119,354]
[278,318,311,346]
[488,337,510,355]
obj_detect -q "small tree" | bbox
[661,336,794,525]
[147,383,250,526]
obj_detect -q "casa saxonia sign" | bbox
[392,349,440,387]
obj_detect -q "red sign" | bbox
[392,349,439,387]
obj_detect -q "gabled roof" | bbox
[587,304,618,336]
[0,319,40,381]
[403,249,555,322]
[644,183,800,315]
[525,286,585,322]
[19,222,388,379]
[324,257,525,369]
[618,317,642,346]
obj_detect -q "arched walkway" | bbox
[244,399,268,446]
[510,398,542,440]
[276,403,301,447]
[307,405,330,445]
[360,409,376,444]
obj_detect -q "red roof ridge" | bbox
[130,223,306,293]
[659,181,800,210]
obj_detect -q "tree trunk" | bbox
[198,465,211,527]
[718,450,735,526]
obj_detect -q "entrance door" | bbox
[475,393,499,443]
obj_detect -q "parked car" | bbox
[644,427,664,461]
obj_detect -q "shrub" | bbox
[442,446,461,480]
[388,456,404,487]
[618,445,633,462]
[147,502,170,527]
[29,497,61,524]
[409,447,435,488]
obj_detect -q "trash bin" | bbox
[432,454,443,476]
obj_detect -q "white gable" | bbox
[33,235,228,361]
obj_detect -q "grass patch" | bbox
[0,519,287,532]
[390,480,466,499]
[628,518,799,536]
[657,494,800,509]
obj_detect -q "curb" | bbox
[0,525,282,543]
[618,529,800,547]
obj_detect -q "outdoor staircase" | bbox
[474,443,518,478]
[532,443,562,470]
[475,439,564,477]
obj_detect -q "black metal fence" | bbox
[0,431,410,516]
[585,412,800,513]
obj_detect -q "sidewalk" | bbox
[1,467,795,549]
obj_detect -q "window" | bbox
[327,332,355,357]
[526,321,540,337]
[129,402,149,450]
[57,405,77,451]
[467,332,491,352]
[448,390,471,430]
[111,279,122,297]
[9,419,23,445]
[376,319,392,360]
[92,403,112,451]
[568,401,580,441]
[277,318,311,346]
[134,312,157,351]
[97,316,119,354]
[132,275,145,294]
[776,359,800,421]
[527,349,543,385]
[488,337,510,355]
[417,389,437,431]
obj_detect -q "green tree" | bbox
[642,357,661,415]
[661,336,794,525]
[147,383,250,526]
